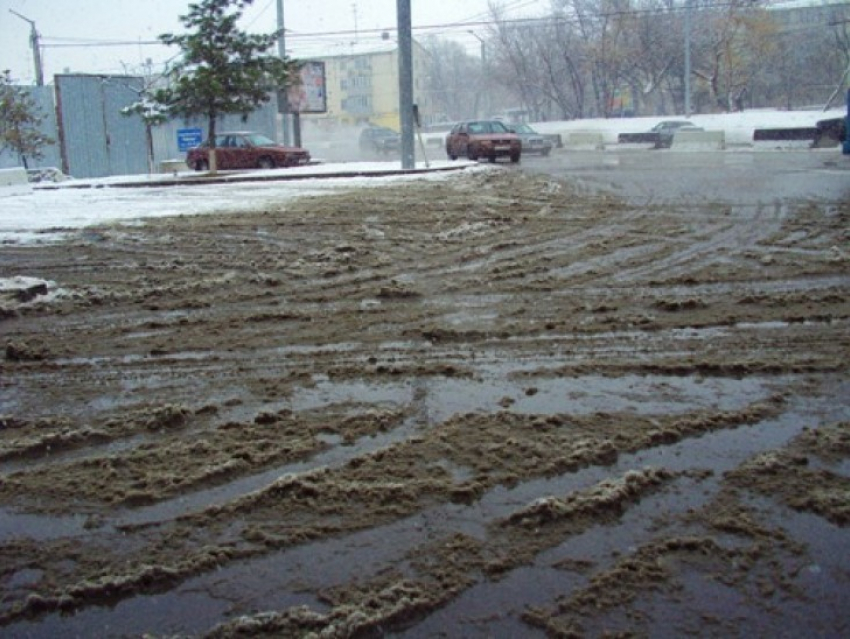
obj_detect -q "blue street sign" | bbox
[177,128,203,152]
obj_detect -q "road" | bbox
[521,147,850,203]
[1,149,848,638]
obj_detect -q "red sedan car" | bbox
[446,120,521,163]
[186,131,311,171]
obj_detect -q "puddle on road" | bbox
[0,370,781,541]
[14,391,848,638]
[0,509,91,543]
[295,372,775,424]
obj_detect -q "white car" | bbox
[510,123,554,156]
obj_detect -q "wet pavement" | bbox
[1,158,848,637]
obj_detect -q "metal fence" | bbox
[55,75,149,178]
[151,104,280,167]
[1,74,282,179]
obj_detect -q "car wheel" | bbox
[448,153,457,161]
[542,148,551,157]
[258,157,275,169]
[467,144,477,161]
[194,159,209,171]
[488,156,497,163]
[510,152,521,163]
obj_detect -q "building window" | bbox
[342,95,372,114]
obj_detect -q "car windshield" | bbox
[468,121,510,134]
[512,124,536,134]
[652,121,692,132]
[244,134,276,146]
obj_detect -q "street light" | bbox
[275,0,292,145]
[397,0,415,169]
[9,10,44,86]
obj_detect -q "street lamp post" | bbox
[397,0,415,169]
[276,0,294,146]
[9,10,44,86]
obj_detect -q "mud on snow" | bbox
[1,168,849,637]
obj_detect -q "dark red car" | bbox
[186,131,311,171]
[446,120,521,163]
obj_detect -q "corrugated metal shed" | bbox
[55,75,149,179]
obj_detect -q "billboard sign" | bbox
[286,61,327,114]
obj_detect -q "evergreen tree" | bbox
[121,79,170,175]
[0,70,54,169]
[156,0,292,172]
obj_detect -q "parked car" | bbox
[617,120,702,148]
[186,132,310,171]
[813,116,846,148]
[651,120,703,148]
[509,123,553,156]
[421,122,456,148]
[359,126,401,154]
[446,120,522,163]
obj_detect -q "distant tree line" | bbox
[423,0,850,121]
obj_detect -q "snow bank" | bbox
[0,168,32,197]
[0,161,478,244]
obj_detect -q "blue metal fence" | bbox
[55,75,149,178]
[151,106,281,166]
[2,74,283,178]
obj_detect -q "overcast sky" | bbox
[1,0,551,84]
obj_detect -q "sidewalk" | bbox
[35,160,473,190]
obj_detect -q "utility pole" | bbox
[684,0,691,117]
[276,0,292,145]
[9,10,44,86]
[397,0,415,169]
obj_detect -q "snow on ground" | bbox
[533,108,846,145]
[0,161,476,244]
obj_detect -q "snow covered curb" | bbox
[0,162,484,245]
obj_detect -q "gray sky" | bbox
[1,0,551,84]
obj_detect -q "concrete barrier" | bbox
[0,167,32,197]
[421,133,446,149]
[26,167,70,183]
[671,129,725,150]
[565,131,605,150]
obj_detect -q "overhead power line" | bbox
[37,1,845,52]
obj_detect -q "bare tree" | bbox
[626,1,680,115]
[421,38,482,121]
[689,1,776,112]
[440,0,847,121]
